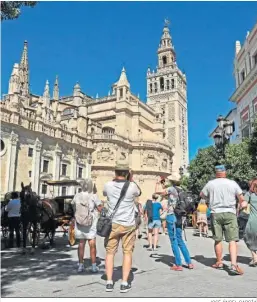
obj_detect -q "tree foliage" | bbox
[225,140,256,184]
[187,146,220,195]
[1,1,37,21]
[187,141,257,196]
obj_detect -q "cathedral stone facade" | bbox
[0,23,189,201]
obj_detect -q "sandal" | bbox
[187,264,194,269]
[170,265,183,271]
[212,262,224,270]
[249,259,257,267]
[230,264,244,275]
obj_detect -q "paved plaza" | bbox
[1,228,257,298]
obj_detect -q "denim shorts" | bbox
[148,220,161,229]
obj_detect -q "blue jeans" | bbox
[166,214,192,266]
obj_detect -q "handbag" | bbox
[96,181,130,237]
[160,210,167,220]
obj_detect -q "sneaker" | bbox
[78,263,85,273]
[106,282,114,292]
[120,283,131,293]
[86,266,99,273]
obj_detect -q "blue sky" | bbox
[2,1,257,160]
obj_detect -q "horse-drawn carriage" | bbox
[42,179,80,246]
[1,180,80,250]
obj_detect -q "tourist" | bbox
[243,179,257,267]
[135,197,143,239]
[6,192,21,249]
[146,194,163,252]
[197,199,208,237]
[71,179,102,273]
[103,164,141,293]
[200,165,247,275]
[159,179,194,271]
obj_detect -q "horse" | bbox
[20,182,58,253]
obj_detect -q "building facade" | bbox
[1,23,187,201]
[230,21,257,140]
[146,22,189,177]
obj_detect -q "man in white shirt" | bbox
[200,165,247,275]
[103,164,141,293]
[6,192,21,248]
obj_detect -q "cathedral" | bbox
[0,22,189,202]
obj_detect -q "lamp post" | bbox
[213,115,234,159]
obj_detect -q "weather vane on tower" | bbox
[164,18,170,27]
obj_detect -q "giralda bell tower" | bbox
[146,20,189,179]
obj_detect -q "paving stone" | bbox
[1,229,257,297]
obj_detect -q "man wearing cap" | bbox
[200,165,247,275]
[103,163,141,293]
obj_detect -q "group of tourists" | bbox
[4,163,257,293]
[69,163,257,293]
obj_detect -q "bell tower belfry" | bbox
[146,20,189,179]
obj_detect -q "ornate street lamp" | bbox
[213,115,234,159]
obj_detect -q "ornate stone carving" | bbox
[34,138,42,151]
[10,131,19,145]
[143,153,158,167]
[42,150,53,159]
[62,154,71,163]
[168,127,175,147]
[55,143,62,155]
[162,158,168,169]
[168,103,175,121]
[97,147,114,162]
[119,151,127,161]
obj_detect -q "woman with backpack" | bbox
[158,179,194,271]
[71,179,103,273]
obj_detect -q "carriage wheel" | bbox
[68,219,76,246]
[28,223,40,247]
[2,226,9,249]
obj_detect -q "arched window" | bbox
[166,80,170,90]
[162,56,167,66]
[1,140,5,152]
[150,83,152,93]
[102,127,114,135]
[171,79,175,89]
[160,77,164,91]
[154,82,158,93]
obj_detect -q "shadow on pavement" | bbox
[223,254,250,265]
[0,236,104,297]
[101,266,138,284]
[154,253,175,267]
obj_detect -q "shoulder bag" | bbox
[96,181,130,237]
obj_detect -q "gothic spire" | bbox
[53,76,59,100]
[43,80,50,107]
[117,67,130,88]
[19,41,29,96]
[8,63,20,94]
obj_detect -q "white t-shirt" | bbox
[6,199,21,218]
[103,180,141,227]
[201,178,242,214]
